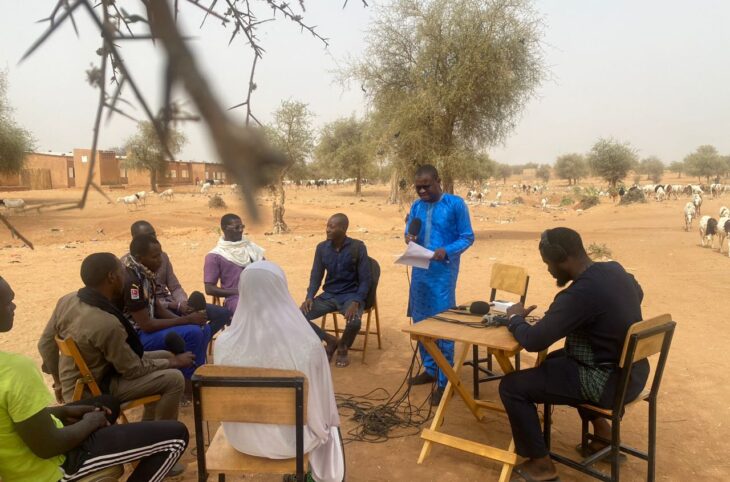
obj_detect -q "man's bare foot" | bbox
[511,457,559,481]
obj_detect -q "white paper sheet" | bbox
[394,241,434,269]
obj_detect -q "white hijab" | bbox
[208,235,265,268]
[214,261,340,453]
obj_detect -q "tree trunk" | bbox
[442,175,454,194]
[271,174,288,234]
[387,170,401,204]
[355,171,362,196]
[150,169,158,193]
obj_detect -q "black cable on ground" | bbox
[335,345,436,444]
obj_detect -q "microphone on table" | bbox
[188,291,207,312]
[407,217,422,240]
[454,301,491,315]
[164,331,188,355]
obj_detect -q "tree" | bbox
[554,153,588,186]
[587,138,637,188]
[684,145,724,183]
[668,160,685,178]
[0,71,34,174]
[315,116,373,195]
[124,121,186,192]
[350,0,545,201]
[459,152,496,186]
[638,156,664,183]
[536,164,551,183]
[496,163,513,184]
[266,100,314,233]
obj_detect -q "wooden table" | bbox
[402,312,521,482]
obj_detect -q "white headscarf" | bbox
[208,235,265,268]
[214,260,340,459]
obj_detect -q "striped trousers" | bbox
[59,396,188,482]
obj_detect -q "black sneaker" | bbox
[409,371,436,386]
[430,387,444,406]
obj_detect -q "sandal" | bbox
[179,396,192,408]
[510,465,561,482]
[335,351,350,368]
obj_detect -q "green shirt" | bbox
[0,352,65,482]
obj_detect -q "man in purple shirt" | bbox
[204,214,265,315]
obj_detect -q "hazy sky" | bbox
[1,1,729,165]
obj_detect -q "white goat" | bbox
[159,188,174,201]
[135,191,147,206]
[693,193,703,216]
[721,218,730,257]
[495,191,502,203]
[541,198,548,210]
[699,215,718,248]
[116,194,140,210]
[0,199,26,211]
[684,202,696,231]
[717,216,730,253]
[655,186,666,202]
[200,182,212,194]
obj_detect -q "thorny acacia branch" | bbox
[5,0,366,248]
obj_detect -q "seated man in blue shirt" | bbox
[301,213,371,368]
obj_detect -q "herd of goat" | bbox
[114,181,241,210]
[2,181,730,253]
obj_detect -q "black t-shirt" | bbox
[123,266,154,329]
[509,261,644,364]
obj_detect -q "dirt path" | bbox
[0,178,727,481]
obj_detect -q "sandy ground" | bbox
[1,176,728,481]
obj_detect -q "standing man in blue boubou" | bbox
[405,164,474,405]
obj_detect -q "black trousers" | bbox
[61,395,189,482]
[499,350,649,459]
[305,297,363,349]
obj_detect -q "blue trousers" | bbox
[417,337,455,389]
[139,303,230,379]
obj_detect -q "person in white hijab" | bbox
[214,261,344,482]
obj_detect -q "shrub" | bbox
[511,196,524,205]
[560,196,574,206]
[587,243,612,260]
[208,194,227,209]
[578,194,599,210]
[619,188,646,205]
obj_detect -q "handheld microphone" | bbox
[164,331,187,355]
[188,291,207,312]
[408,218,422,238]
[454,301,491,315]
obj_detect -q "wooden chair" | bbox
[465,263,530,398]
[206,288,227,357]
[192,365,308,482]
[320,258,382,362]
[54,336,162,424]
[543,314,677,481]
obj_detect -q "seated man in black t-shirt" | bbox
[500,227,650,482]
